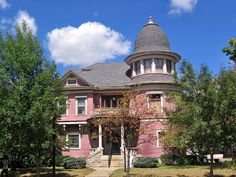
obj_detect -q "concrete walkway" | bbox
[85,167,120,177]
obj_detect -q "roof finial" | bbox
[148,16,154,24]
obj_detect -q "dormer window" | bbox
[144,59,152,73]
[67,78,77,85]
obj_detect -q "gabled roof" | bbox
[73,62,131,88]
[61,70,93,86]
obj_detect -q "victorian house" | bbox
[58,17,181,167]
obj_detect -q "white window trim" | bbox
[146,93,164,113]
[66,78,78,85]
[75,96,87,115]
[156,130,162,148]
[67,132,81,150]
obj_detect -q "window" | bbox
[134,61,141,75]
[154,59,163,72]
[148,94,162,112]
[157,130,165,147]
[76,97,87,115]
[166,60,172,73]
[103,96,119,108]
[67,133,80,149]
[67,79,77,85]
[143,59,152,73]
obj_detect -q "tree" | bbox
[91,89,160,177]
[216,69,236,162]
[0,24,65,176]
[223,38,236,65]
[163,60,233,176]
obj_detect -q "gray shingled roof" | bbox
[73,62,131,87]
[134,23,171,53]
[72,62,176,88]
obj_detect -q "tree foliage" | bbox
[163,60,236,175]
[0,24,65,175]
[223,38,236,65]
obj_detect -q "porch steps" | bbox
[100,155,124,167]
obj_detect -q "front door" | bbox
[103,130,121,155]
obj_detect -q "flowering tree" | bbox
[91,88,163,176]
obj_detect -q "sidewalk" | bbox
[85,167,119,177]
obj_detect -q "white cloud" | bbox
[15,10,37,35]
[47,22,131,67]
[169,0,198,15]
[0,0,10,9]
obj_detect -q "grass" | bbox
[111,165,236,177]
[6,167,94,177]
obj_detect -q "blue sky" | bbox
[0,0,236,75]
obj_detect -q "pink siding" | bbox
[62,125,91,158]
[59,93,94,122]
[137,122,166,157]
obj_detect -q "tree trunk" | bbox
[210,151,214,177]
[52,117,56,177]
[123,146,127,172]
[35,149,40,177]
[127,148,131,177]
[232,146,236,163]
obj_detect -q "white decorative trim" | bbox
[58,121,87,125]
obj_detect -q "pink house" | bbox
[58,17,181,167]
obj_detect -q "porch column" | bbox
[98,125,102,148]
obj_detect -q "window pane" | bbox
[166,60,172,73]
[149,94,161,112]
[105,99,111,107]
[68,135,79,148]
[68,79,77,85]
[144,59,152,73]
[78,107,85,114]
[134,61,141,75]
[112,97,117,108]
[78,98,85,106]
[154,59,163,72]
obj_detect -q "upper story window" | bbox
[134,60,141,75]
[67,78,77,85]
[148,94,162,112]
[143,59,152,73]
[154,59,163,72]
[76,97,87,115]
[103,96,119,108]
[166,60,172,73]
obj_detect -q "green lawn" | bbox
[6,167,94,177]
[111,165,236,177]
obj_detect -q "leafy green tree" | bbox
[164,60,230,176]
[223,38,236,65]
[0,24,65,176]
